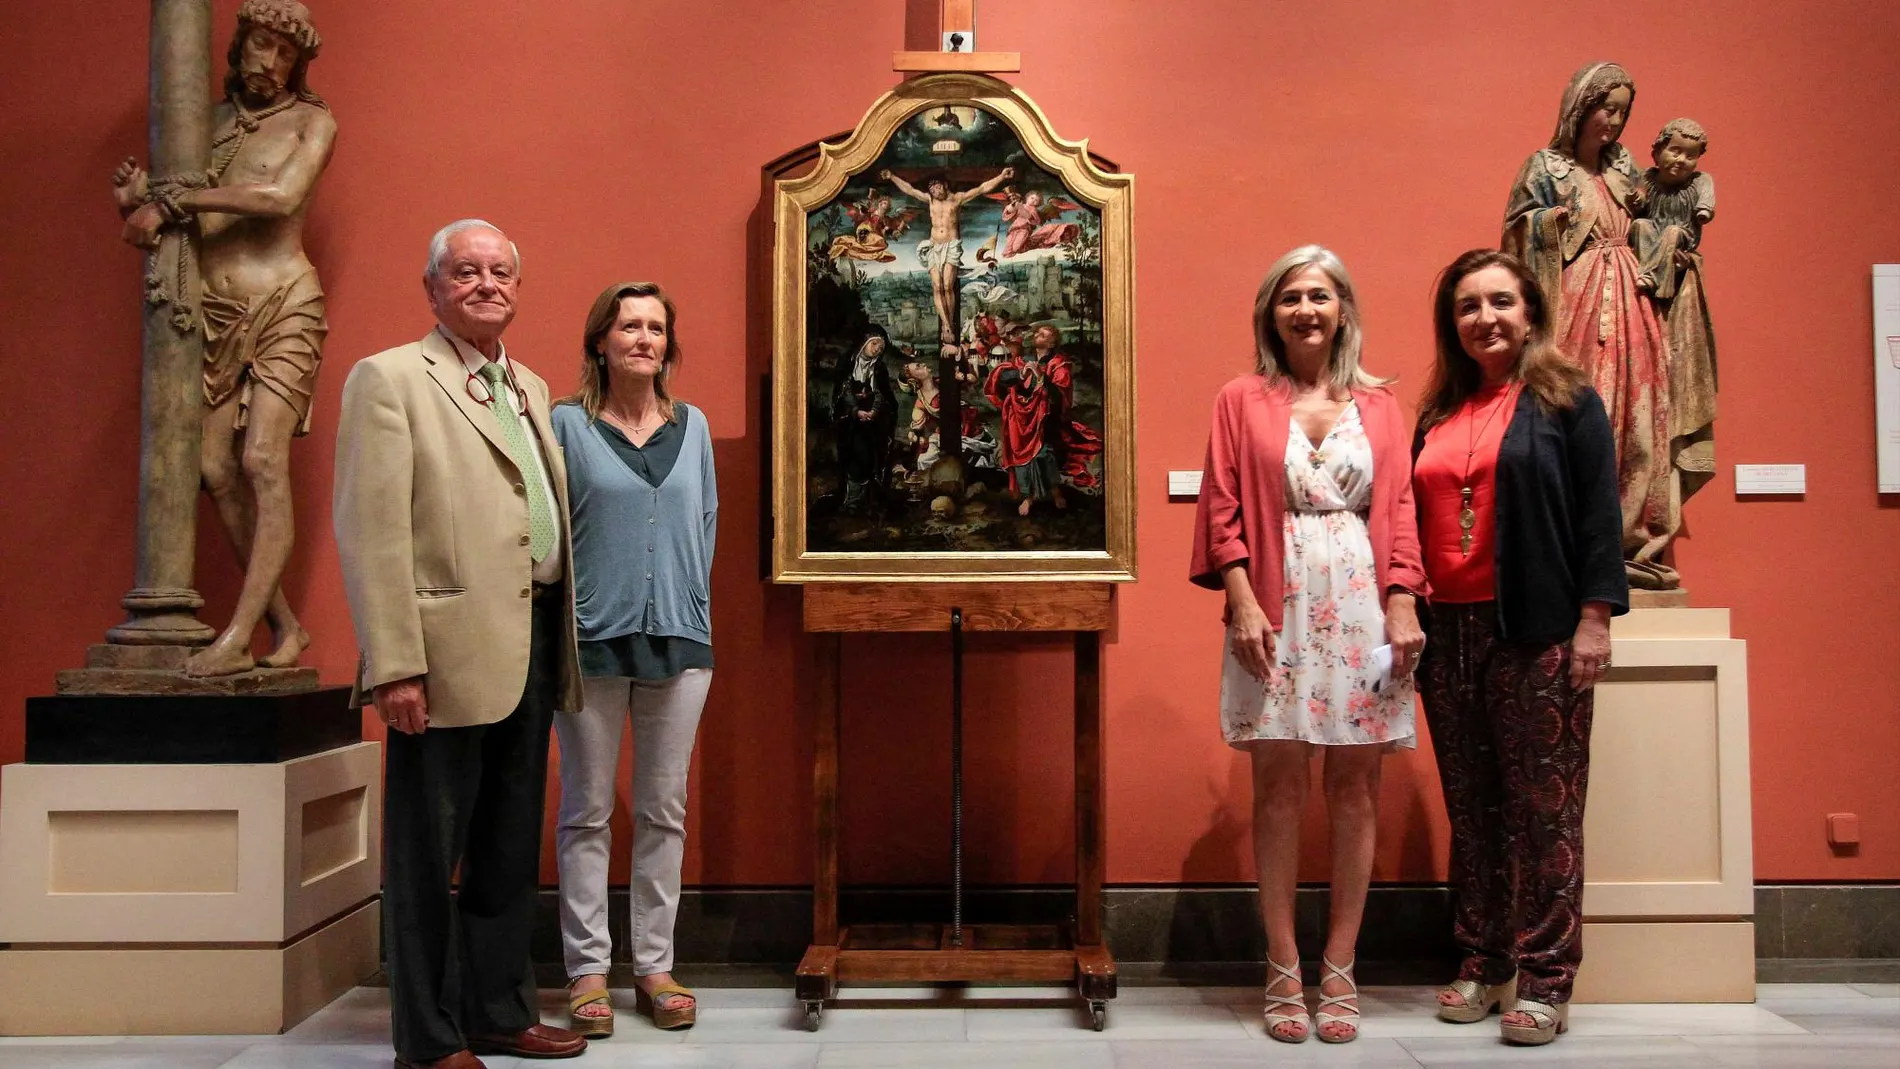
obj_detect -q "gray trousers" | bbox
[554,670,712,978]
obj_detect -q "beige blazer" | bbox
[333,329,583,727]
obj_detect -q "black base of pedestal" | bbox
[24,686,360,764]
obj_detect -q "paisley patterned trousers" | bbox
[1420,601,1593,1004]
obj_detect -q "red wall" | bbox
[2,1,1895,888]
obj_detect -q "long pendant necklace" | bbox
[1458,384,1519,556]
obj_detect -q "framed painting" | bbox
[771,73,1135,583]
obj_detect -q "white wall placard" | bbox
[1734,464,1806,495]
[1875,265,1900,493]
[1167,470,1203,497]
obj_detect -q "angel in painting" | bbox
[826,193,919,263]
[991,186,1084,258]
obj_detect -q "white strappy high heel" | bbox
[1314,955,1361,1043]
[1262,958,1311,1043]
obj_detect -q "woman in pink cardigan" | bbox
[1190,245,1429,1044]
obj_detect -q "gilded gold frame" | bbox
[771,73,1136,583]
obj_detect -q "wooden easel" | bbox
[794,582,1117,1030]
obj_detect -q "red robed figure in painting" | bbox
[984,324,1101,514]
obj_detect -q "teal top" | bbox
[552,401,716,680]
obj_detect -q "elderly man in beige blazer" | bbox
[334,219,586,1069]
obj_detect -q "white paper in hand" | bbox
[1369,644,1395,693]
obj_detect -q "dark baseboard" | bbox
[511,882,1898,979]
[525,883,1454,984]
[1754,884,1900,960]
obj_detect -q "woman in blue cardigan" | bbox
[553,281,717,1037]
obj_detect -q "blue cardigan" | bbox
[552,401,717,647]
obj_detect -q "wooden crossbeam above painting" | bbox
[894,0,1020,73]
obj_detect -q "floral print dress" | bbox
[1219,402,1416,749]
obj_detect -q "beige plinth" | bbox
[1573,608,1754,1003]
[0,899,380,1036]
[0,743,382,1034]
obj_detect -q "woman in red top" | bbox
[1190,245,1428,1044]
[1412,250,1627,1046]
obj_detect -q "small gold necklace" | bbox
[606,408,660,438]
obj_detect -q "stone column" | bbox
[106,0,215,648]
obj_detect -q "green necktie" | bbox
[478,361,555,563]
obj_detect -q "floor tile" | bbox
[964,1001,1250,1042]
[1759,994,1899,1016]
[1112,986,1257,1008]
[567,1042,820,1069]
[1687,1032,1900,1067]
[215,1043,426,1069]
[12,982,1893,1069]
[693,1007,966,1045]
[0,1040,252,1069]
[278,988,392,1045]
[1755,983,1870,1000]
[1772,1009,1900,1034]
[1563,1003,1810,1036]
[1115,1036,1424,1067]
[1398,1034,1723,1067]
[818,1040,1112,1069]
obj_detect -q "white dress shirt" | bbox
[439,326,566,585]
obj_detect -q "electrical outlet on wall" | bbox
[1826,812,1860,855]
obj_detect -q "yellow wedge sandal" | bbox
[634,981,697,1030]
[567,983,614,1039]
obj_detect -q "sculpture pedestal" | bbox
[1572,608,1755,1003]
[0,727,382,1035]
[57,644,319,696]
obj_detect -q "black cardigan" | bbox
[1411,385,1630,645]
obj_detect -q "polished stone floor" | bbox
[0,982,1893,1067]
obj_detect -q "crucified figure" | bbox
[112,0,335,677]
[881,166,1013,343]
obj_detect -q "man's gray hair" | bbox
[424,219,521,283]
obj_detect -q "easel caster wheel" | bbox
[803,1001,823,1032]
[1088,1001,1107,1031]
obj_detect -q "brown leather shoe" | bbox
[393,1051,485,1069]
[467,1023,587,1059]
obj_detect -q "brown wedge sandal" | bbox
[567,983,614,1039]
[634,981,697,1030]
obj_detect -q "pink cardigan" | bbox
[1189,375,1429,628]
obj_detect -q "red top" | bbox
[1190,376,1429,628]
[1414,383,1520,603]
